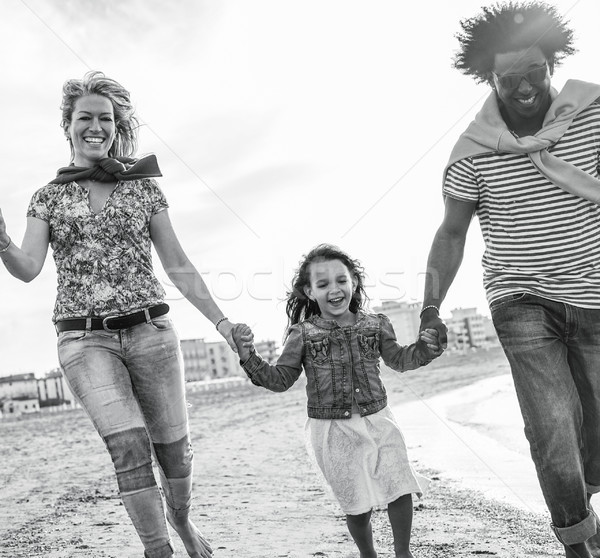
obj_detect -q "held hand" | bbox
[231,323,255,362]
[216,319,237,353]
[419,308,448,350]
[418,328,444,359]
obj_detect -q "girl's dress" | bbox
[306,404,428,515]
[240,310,431,515]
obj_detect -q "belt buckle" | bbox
[102,315,121,332]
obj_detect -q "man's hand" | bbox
[419,307,448,350]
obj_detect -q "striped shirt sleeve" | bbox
[443,158,479,203]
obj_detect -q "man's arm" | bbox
[420,196,477,346]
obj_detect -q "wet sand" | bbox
[0,347,568,557]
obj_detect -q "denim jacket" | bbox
[241,310,431,419]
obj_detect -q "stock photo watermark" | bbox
[159,266,442,304]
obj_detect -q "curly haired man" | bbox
[419,3,600,557]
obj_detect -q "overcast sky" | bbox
[1,0,597,376]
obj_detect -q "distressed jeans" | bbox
[58,315,192,558]
[491,293,600,545]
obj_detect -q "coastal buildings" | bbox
[372,301,421,345]
[373,300,497,351]
[0,372,37,400]
[254,339,278,364]
[180,339,210,381]
[37,368,72,407]
[446,307,497,350]
[0,370,73,418]
[0,337,280,418]
[0,373,40,417]
[206,341,243,379]
[180,338,280,381]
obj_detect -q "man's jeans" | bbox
[491,293,600,545]
[58,315,192,558]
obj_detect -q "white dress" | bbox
[305,405,428,515]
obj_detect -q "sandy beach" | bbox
[0,347,570,557]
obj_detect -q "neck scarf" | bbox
[49,154,162,185]
[445,79,600,204]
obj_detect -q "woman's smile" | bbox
[68,94,116,166]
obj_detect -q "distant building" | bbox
[372,301,421,345]
[446,307,495,350]
[371,302,498,351]
[181,338,277,381]
[0,396,39,417]
[180,339,210,381]
[37,368,73,407]
[254,340,279,364]
[206,341,243,379]
[0,373,38,400]
[0,373,40,418]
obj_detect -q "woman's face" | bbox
[68,94,116,167]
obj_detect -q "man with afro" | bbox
[419,3,600,557]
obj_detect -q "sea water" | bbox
[392,375,547,516]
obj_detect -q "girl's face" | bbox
[304,258,357,324]
[68,94,116,167]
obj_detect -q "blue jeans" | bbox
[491,293,600,545]
[58,315,192,558]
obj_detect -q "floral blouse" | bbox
[27,178,168,321]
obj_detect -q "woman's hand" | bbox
[0,215,49,282]
[216,319,237,353]
[0,209,10,247]
[231,323,255,362]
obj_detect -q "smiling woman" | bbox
[67,95,116,166]
[0,70,252,558]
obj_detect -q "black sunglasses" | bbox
[493,64,548,90]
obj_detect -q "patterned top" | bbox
[443,102,600,309]
[27,178,168,321]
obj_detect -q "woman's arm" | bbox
[0,212,50,282]
[150,208,235,345]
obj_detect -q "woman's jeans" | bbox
[57,315,192,558]
[491,293,600,545]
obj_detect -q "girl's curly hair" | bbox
[285,244,369,335]
[453,1,575,83]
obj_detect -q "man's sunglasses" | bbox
[493,64,549,90]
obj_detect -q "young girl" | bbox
[231,244,442,558]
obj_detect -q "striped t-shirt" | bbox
[444,102,600,309]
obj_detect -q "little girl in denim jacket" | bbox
[232,244,442,558]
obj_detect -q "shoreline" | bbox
[393,375,546,515]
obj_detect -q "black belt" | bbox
[55,303,170,333]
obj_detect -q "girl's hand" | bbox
[231,323,255,362]
[418,328,444,359]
